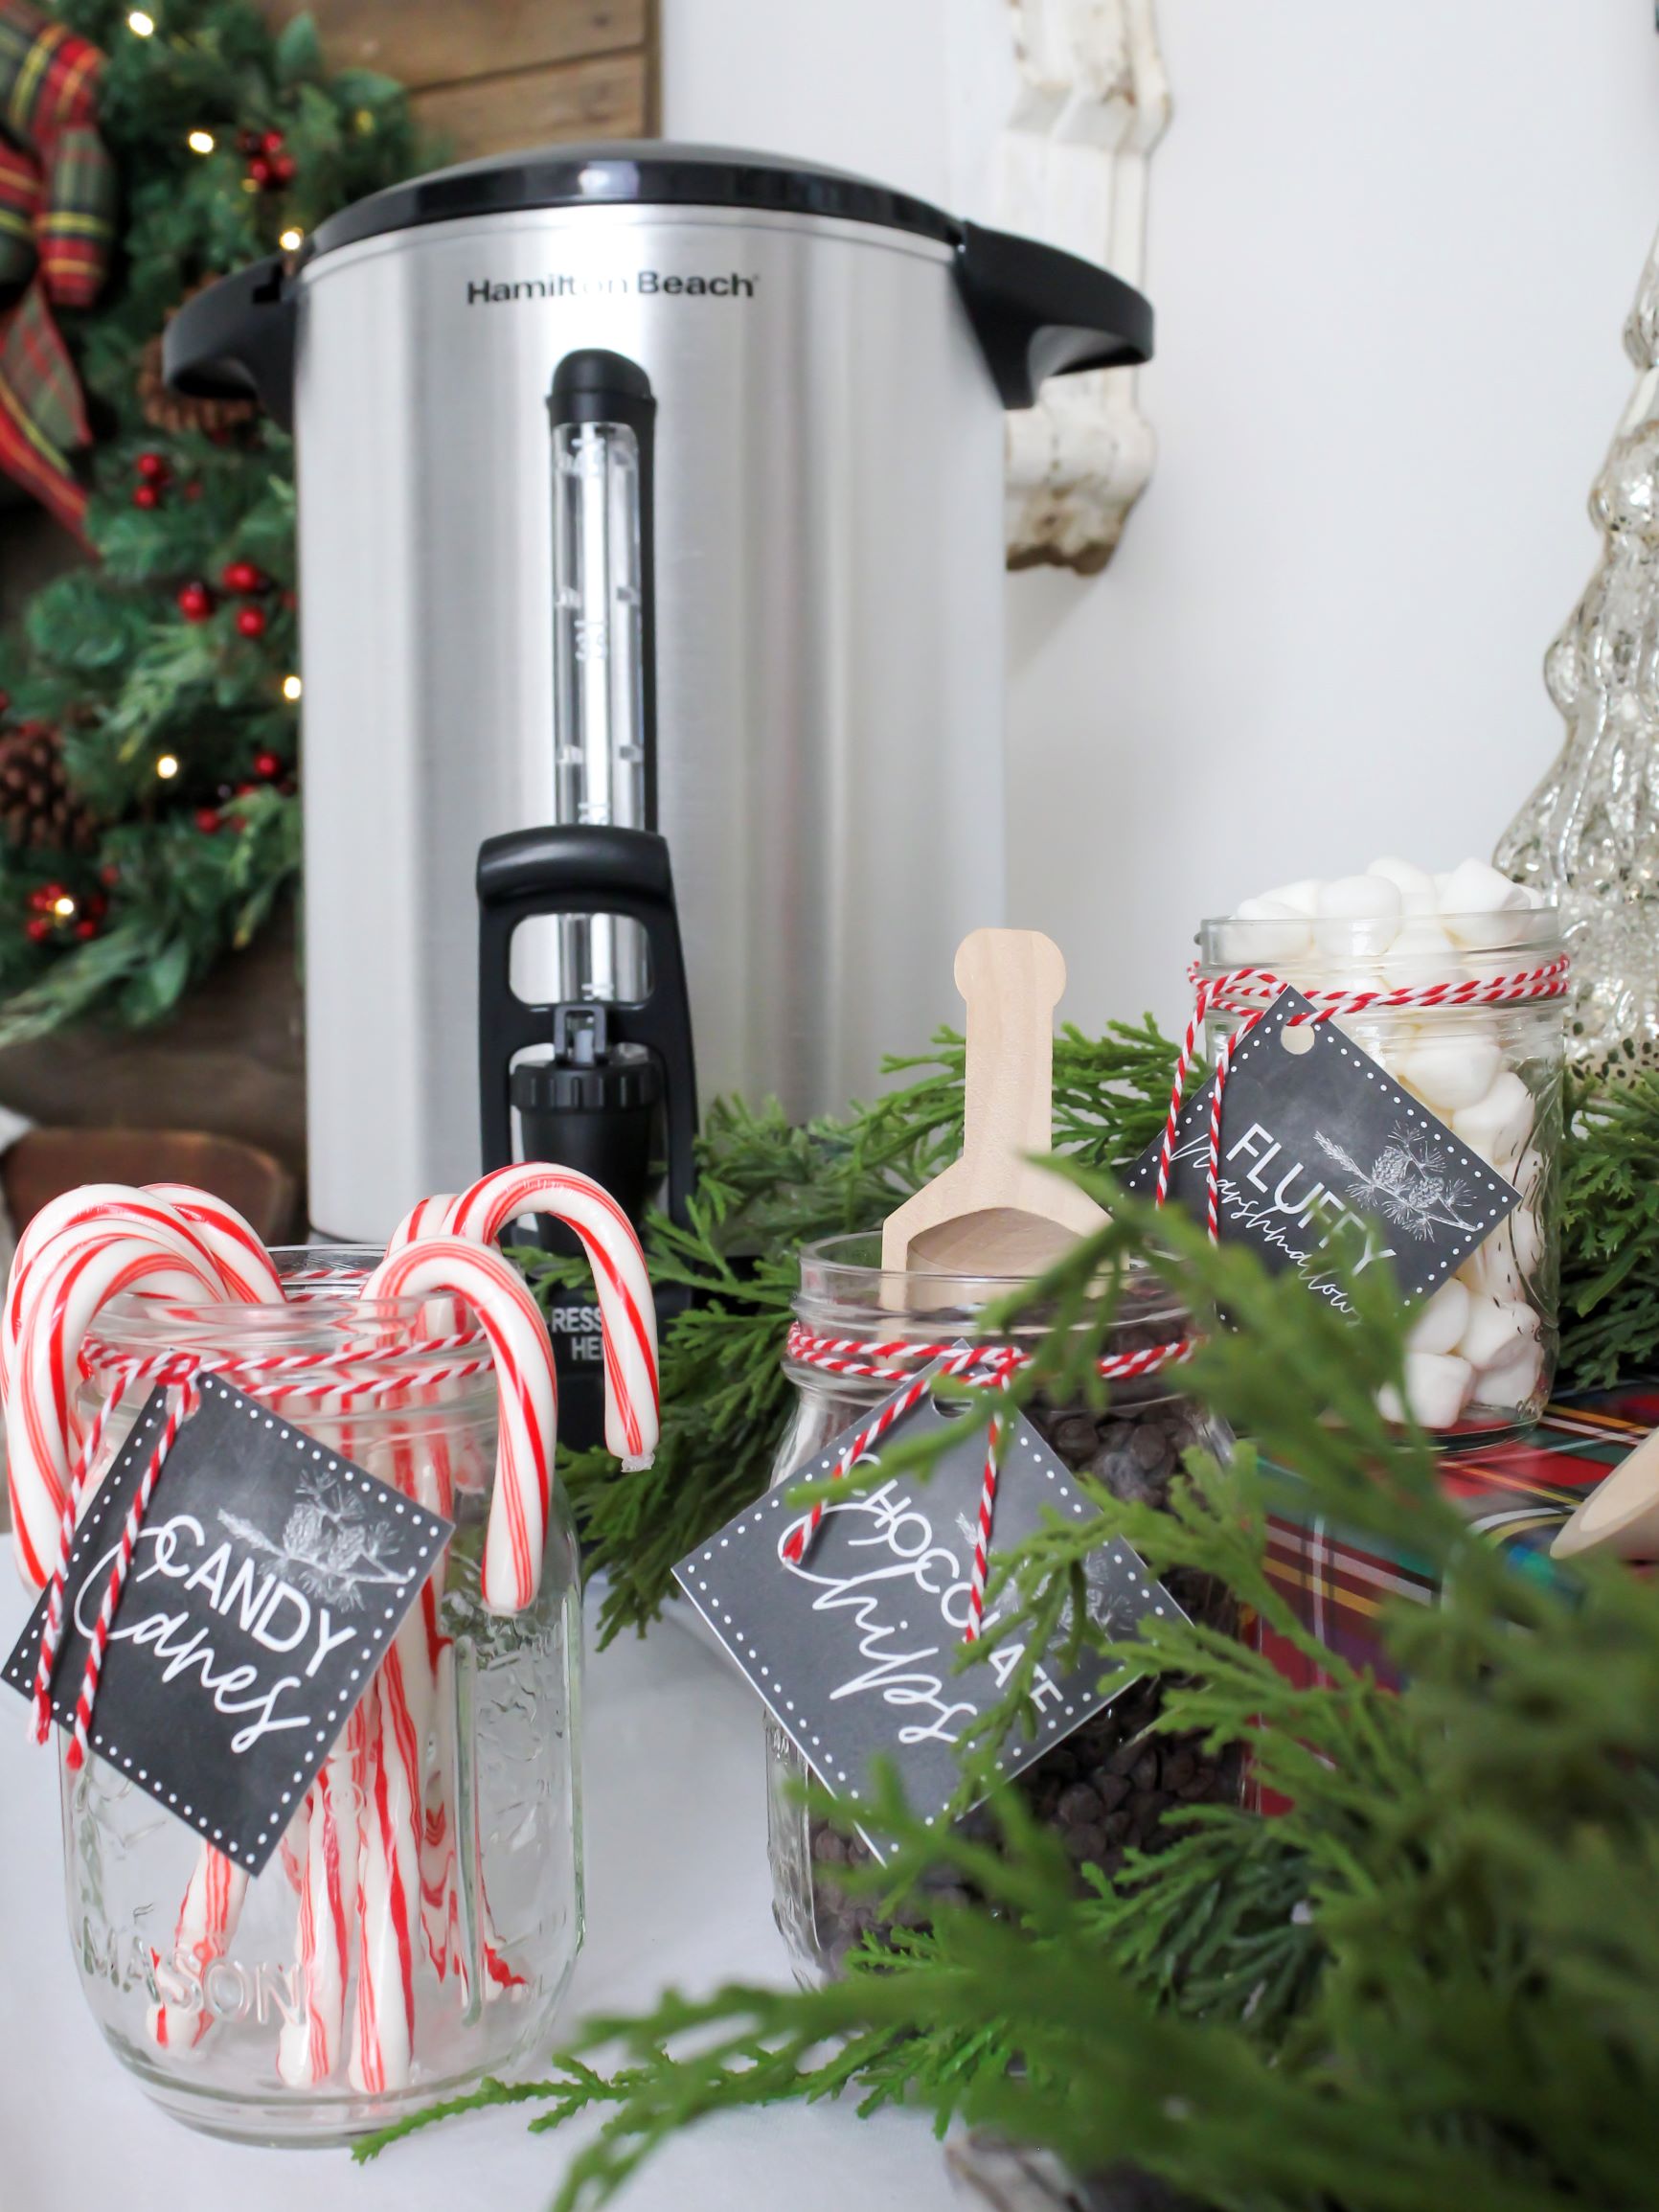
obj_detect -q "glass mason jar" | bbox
[57,1251,583,2145]
[765,1233,1237,1986]
[1197,906,1567,1437]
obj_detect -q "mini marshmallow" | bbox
[1377,1352,1473,1431]
[1233,897,1313,963]
[1511,1144,1544,1202]
[1437,857,1530,948]
[1457,1294,1538,1370]
[1472,1335,1544,1414]
[1314,875,1401,961]
[1407,1279,1470,1357]
[1451,1070,1534,1174]
[1260,878,1322,917]
[1460,1234,1525,1305]
[1379,916,1461,989]
[1394,1033,1502,1113]
[1366,855,1438,915]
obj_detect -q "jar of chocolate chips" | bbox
[766,1232,1239,1985]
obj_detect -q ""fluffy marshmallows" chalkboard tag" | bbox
[673,1370,1182,1838]
[4,1374,451,1876]
[1123,986,1520,1314]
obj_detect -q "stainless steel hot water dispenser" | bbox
[166,143,1153,1239]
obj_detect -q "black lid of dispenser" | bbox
[307,141,963,260]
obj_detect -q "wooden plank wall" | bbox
[261,0,660,158]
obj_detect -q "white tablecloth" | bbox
[0,1584,959,2212]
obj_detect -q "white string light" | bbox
[126,10,155,34]
[281,674,303,702]
[279,227,304,252]
[187,129,215,155]
[155,754,180,780]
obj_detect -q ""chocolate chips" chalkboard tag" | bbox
[673,1371,1182,1838]
[4,1374,451,1876]
[1122,986,1520,1314]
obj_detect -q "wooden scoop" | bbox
[881,928,1109,1282]
[1552,1427,1659,1562]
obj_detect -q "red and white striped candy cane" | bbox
[447,1164,658,1467]
[8,1231,222,1591]
[276,1716,362,2087]
[1,1186,224,1409]
[364,1238,559,1613]
[147,1845,249,2051]
[145,1183,284,1305]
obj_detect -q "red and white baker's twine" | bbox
[3,1164,658,2092]
[1155,954,1572,1243]
[782,1323,1192,1641]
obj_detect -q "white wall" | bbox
[664,1,1659,1037]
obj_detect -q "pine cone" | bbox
[0,721,100,855]
[138,280,258,439]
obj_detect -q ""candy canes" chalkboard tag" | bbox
[673,1372,1181,1839]
[3,1374,450,1876]
[1123,986,1520,1314]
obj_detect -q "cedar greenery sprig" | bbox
[539,1005,1632,1644]
[529,1017,1178,1642]
[364,1184,1659,2212]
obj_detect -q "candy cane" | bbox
[278,1719,361,2087]
[364,1239,560,1613]
[448,1164,658,1467]
[147,1847,249,2051]
[8,1230,223,1591]
[2,1186,224,1408]
[145,1184,285,1305]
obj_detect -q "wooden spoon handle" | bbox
[956,929,1069,1186]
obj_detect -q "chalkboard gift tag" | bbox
[673,1365,1183,1837]
[1123,986,1521,1314]
[4,1374,452,1877]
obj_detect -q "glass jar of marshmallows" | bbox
[1198,856,1566,1438]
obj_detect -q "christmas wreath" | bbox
[0,0,423,1045]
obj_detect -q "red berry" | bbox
[39,880,66,904]
[0,689,10,713]
[238,127,261,155]
[74,918,98,941]
[247,153,273,188]
[271,152,297,186]
[87,893,108,918]
[135,451,169,482]
[194,808,221,833]
[183,479,204,502]
[234,604,267,639]
[221,559,264,595]
[261,128,286,156]
[177,582,215,622]
[254,750,283,779]
[281,589,297,611]
[99,863,120,888]
[25,917,51,943]
[132,484,160,510]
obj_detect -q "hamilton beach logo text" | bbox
[467,269,758,303]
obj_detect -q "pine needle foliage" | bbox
[366,1187,1659,2212]
[0,4,423,1039]
[514,1017,1178,1641]
[1558,1066,1659,1386]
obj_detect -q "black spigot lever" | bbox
[477,824,697,1226]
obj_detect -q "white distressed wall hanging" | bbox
[997,0,1169,574]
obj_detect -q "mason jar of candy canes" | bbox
[1197,856,1567,1437]
[5,1170,658,2143]
[764,1233,1239,1987]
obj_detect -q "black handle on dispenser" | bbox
[162,255,298,429]
[477,824,696,1225]
[954,221,1153,410]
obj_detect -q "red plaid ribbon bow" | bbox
[0,1,115,538]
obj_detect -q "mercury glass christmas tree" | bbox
[1496,225,1659,1077]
